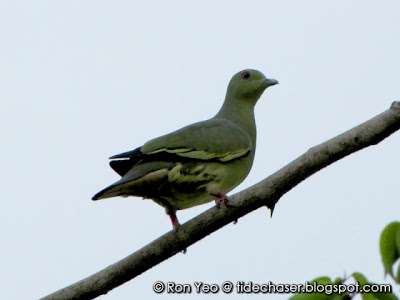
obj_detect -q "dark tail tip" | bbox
[91,183,117,201]
[91,191,103,201]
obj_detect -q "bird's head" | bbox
[227,69,278,102]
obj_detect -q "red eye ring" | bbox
[242,72,250,79]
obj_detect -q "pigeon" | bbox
[92,69,278,230]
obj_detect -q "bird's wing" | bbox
[108,118,252,176]
[137,118,252,162]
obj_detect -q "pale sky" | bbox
[1,1,399,299]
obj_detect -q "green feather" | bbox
[141,119,252,162]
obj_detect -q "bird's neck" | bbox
[215,96,257,145]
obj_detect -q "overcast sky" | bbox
[1,1,399,299]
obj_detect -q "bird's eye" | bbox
[242,72,250,79]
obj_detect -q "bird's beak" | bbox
[263,78,279,88]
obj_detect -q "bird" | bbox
[92,69,278,230]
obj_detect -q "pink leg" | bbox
[167,209,186,252]
[213,191,228,208]
[167,209,181,231]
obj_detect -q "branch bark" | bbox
[41,101,400,300]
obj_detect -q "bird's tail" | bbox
[91,172,143,201]
[92,184,123,200]
[92,161,174,201]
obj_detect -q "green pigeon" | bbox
[92,69,278,230]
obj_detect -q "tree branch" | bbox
[41,101,400,300]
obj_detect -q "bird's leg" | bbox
[165,207,186,252]
[166,208,181,231]
[213,191,229,208]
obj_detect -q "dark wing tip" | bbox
[109,147,142,159]
[110,159,135,177]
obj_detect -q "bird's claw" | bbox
[224,197,232,208]
[173,222,181,232]
[214,192,229,208]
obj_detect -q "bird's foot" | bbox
[214,192,229,208]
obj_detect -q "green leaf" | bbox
[333,277,344,285]
[310,277,333,285]
[374,292,399,300]
[397,228,400,254]
[363,281,397,300]
[352,272,374,300]
[360,295,376,300]
[380,222,400,278]
[351,272,398,300]
[330,296,348,300]
[352,272,369,285]
[397,260,400,284]
[397,228,400,284]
